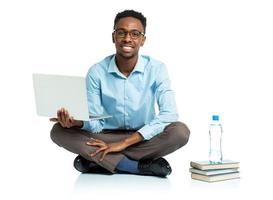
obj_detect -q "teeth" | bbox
[122,46,133,50]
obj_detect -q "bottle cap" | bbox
[212,115,219,121]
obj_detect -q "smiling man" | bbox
[50,10,190,177]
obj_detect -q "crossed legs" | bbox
[50,122,190,173]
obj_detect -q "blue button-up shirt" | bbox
[82,54,178,140]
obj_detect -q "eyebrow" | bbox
[114,28,145,35]
[114,28,142,32]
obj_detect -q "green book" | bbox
[190,160,240,170]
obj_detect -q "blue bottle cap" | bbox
[212,115,219,121]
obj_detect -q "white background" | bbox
[0,0,273,200]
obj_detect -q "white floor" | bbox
[1,120,272,200]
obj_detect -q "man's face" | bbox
[113,17,146,59]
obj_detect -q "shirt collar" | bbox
[108,55,145,76]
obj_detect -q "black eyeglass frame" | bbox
[113,28,145,39]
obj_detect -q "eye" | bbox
[116,30,126,37]
[131,30,141,37]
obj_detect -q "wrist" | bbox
[121,139,130,149]
[123,132,143,147]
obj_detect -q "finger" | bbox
[50,118,58,122]
[86,138,105,145]
[57,113,65,127]
[59,121,65,127]
[65,110,74,128]
[90,146,107,157]
[90,148,102,157]
[58,108,64,118]
[60,109,67,127]
[64,110,71,127]
[86,141,105,147]
[60,108,66,123]
[91,138,106,145]
[69,116,75,124]
[56,110,65,127]
[86,138,95,145]
[57,110,63,124]
[57,110,61,120]
[100,149,109,161]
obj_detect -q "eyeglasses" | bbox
[113,29,145,40]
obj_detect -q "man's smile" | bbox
[121,44,134,52]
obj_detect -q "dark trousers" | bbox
[50,122,190,173]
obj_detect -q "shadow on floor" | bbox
[73,173,172,195]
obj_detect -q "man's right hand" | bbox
[50,107,83,128]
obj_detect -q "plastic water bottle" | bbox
[209,115,223,164]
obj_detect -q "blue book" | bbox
[190,167,239,176]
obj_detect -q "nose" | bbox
[123,32,132,42]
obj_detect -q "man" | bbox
[50,10,190,177]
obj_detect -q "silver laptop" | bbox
[32,73,111,121]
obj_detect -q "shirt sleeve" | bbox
[81,66,105,133]
[138,63,178,140]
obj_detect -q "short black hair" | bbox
[114,10,147,33]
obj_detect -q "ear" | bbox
[140,36,146,46]
[112,32,115,43]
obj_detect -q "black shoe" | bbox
[138,157,172,177]
[73,155,112,174]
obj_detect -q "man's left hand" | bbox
[86,138,127,161]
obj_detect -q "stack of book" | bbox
[190,160,240,182]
